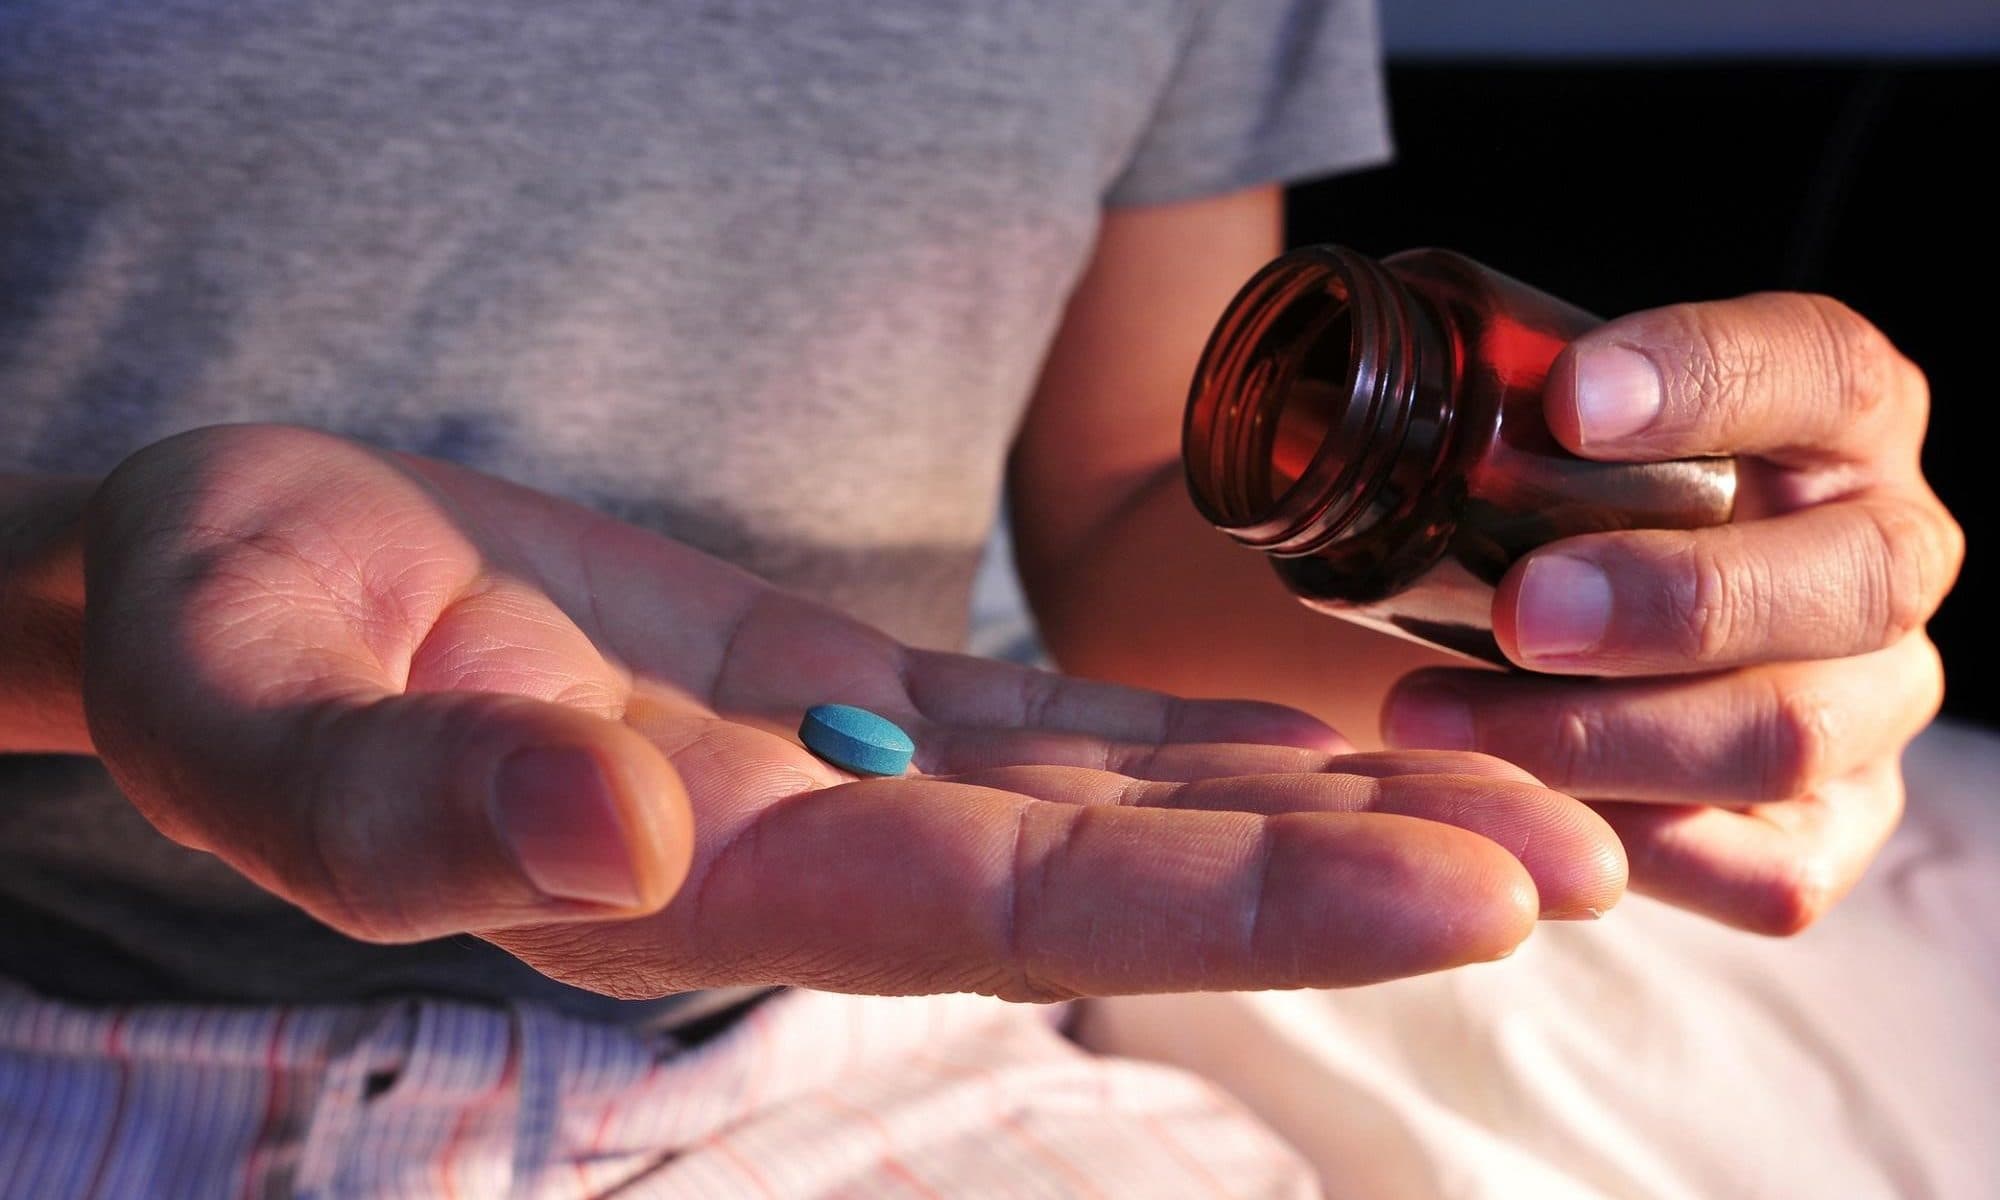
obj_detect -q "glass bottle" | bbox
[1181,245,1736,665]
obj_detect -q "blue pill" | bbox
[799,704,915,776]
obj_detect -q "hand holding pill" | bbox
[83,425,1626,1001]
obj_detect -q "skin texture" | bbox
[1,425,1627,1002]
[1013,187,1962,937]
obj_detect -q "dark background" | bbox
[1289,64,1997,727]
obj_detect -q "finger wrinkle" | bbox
[680,772,816,935]
[567,526,638,699]
[999,801,1086,1004]
[1108,776,1155,809]
[1761,675,1838,802]
[891,642,920,717]
[999,799,1030,999]
[1681,531,1746,665]
[1550,707,1598,790]
[1156,694,1189,745]
[701,588,776,708]
[1241,821,1277,967]
[1016,666,1060,733]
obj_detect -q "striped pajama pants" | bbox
[0,983,1315,1198]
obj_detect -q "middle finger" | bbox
[1494,490,1960,675]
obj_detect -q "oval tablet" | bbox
[799,704,915,776]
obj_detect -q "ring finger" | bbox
[1384,635,1943,807]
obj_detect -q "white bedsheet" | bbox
[1077,720,2000,1199]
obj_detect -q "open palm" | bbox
[83,425,1625,1000]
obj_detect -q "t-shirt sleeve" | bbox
[1104,0,1392,207]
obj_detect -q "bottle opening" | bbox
[1268,308,1353,502]
[1184,246,1425,553]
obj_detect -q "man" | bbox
[0,1,1963,1193]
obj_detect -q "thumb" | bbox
[96,687,694,944]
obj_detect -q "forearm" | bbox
[1006,189,1463,741]
[0,474,94,753]
[1017,467,1465,749]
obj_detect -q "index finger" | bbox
[902,647,1349,753]
[1544,293,1928,471]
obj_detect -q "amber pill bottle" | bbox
[1182,246,1737,665]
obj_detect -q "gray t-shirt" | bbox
[0,0,1389,1020]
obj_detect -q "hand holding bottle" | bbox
[1383,293,1961,934]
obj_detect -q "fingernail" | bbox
[1549,906,1606,921]
[1383,686,1473,751]
[1574,346,1663,445]
[493,747,643,909]
[1515,555,1613,660]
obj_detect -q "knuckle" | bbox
[1749,856,1839,938]
[1796,294,1897,427]
[1929,504,1963,601]
[1914,636,1947,727]
[1892,350,1932,429]
[1675,535,1754,665]
[1545,706,1609,789]
[1861,501,1954,649]
[1761,681,1838,802]
[1933,503,1968,596]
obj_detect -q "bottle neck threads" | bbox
[1182,246,1456,557]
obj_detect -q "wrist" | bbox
[1,474,97,754]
